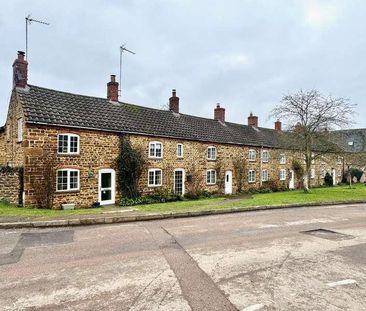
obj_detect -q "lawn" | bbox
[135,184,366,212]
[0,184,365,218]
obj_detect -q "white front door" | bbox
[332,169,336,185]
[98,169,116,205]
[225,170,233,194]
[174,169,185,195]
[289,170,295,189]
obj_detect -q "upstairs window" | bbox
[279,154,286,164]
[177,143,183,158]
[148,169,162,186]
[207,146,217,160]
[261,169,268,182]
[56,169,79,192]
[17,118,23,142]
[248,149,256,161]
[149,142,163,158]
[261,150,269,163]
[248,170,256,183]
[206,170,216,184]
[58,134,80,155]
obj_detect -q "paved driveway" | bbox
[1,203,365,310]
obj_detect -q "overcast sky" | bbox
[0,0,365,129]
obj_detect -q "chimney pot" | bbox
[248,113,258,127]
[169,89,179,113]
[275,119,282,131]
[107,75,119,102]
[214,103,225,122]
[13,51,28,88]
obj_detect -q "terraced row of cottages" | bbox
[0,51,347,208]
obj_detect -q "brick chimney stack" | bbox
[169,89,179,113]
[275,119,282,131]
[214,104,225,122]
[107,75,119,102]
[248,112,258,127]
[13,51,28,88]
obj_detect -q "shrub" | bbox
[324,172,333,187]
[266,179,288,192]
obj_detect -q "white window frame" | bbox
[261,150,269,163]
[320,169,326,178]
[261,169,268,182]
[56,169,80,192]
[311,168,315,179]
[206,169,216,185]
[248,170,256,183]
[148,169,162,187]
[149,141,163,159]
[280,169,286,181]
[57,134,80,155]
[207,146,217,160]
[17,118,23,142]
[176,143,183,158]
[279,154,286,165]
[248,149,256,162]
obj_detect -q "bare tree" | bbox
[270,89,355,192]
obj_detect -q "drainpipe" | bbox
[260,146,263,187]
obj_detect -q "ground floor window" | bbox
[248,170,256,183]
[206,170,216,184]
[280,169,286,181]
[261,169,268,182]
[56,169,79,191]
[311,168,315,179]
[148,169,162,186]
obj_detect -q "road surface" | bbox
[1,203,365,310]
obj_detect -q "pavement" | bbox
[0,202,365,310]
[1,199,366,229]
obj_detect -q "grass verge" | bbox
[0,184,365,218]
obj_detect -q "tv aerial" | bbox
[119,44,135,96]
[25,14,50,60]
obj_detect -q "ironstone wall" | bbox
[0,167,22,205]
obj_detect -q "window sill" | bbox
[55,190,80,194]
[148,184,162,187]
[206,183,216,186]
[207,159,217,161]
[57,153,80,157]
[148,157,163,160]
[248,181,256,184]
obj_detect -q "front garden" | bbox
[0,184,365,218]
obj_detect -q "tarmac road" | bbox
[0,203,365,310]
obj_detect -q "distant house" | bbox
[0,51,360,208]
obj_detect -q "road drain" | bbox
[301,229,354,241]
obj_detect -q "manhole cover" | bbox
[301,229,354,241]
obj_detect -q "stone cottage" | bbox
[0,51,346,208]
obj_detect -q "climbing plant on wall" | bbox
[116,135,146,199]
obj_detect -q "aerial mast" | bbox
[119,44,135,97]
[25,14,50,60]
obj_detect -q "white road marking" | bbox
[243,303,264,311]
[327,279,357,287]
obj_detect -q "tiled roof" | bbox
[332,129,366,153]
[17,85,285,148]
